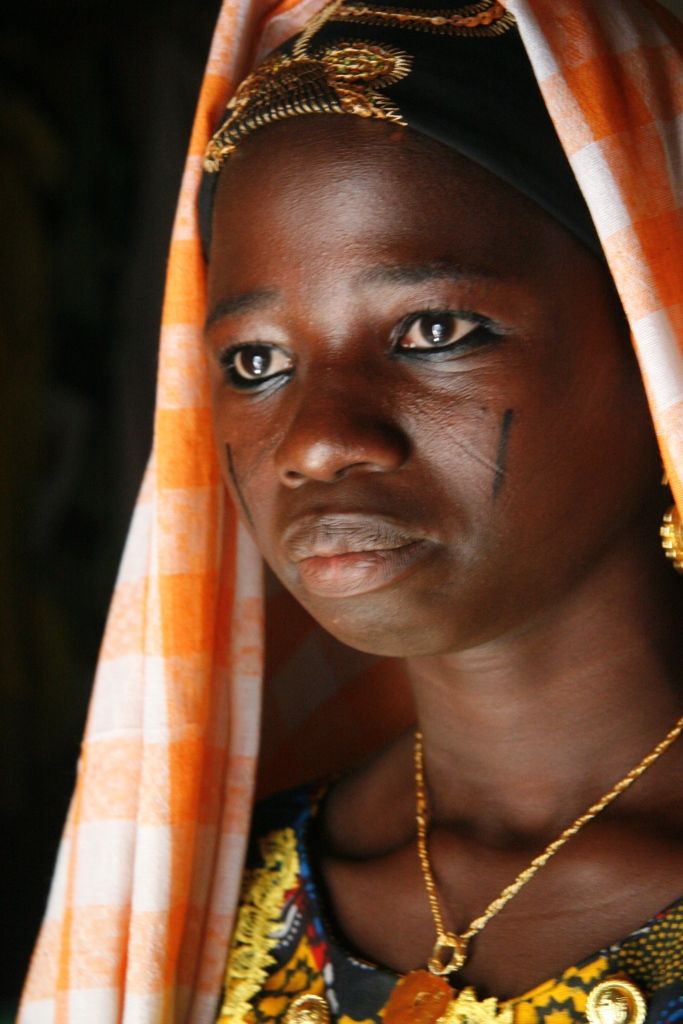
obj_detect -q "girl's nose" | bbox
[274,387,410,488]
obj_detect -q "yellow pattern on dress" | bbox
[258,932,326,1021]
[511,957,610,1024]
[218,827,300,1023]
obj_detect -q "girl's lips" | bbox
[295,540,432,598]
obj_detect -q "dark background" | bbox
[1,0,219,1014]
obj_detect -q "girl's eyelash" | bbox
[391,309,505,352]
[393,309,497,338]
[218,346,240,370]
[217,347,239,382]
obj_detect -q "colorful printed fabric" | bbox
[218,786,683,1024]
[19,2,683,1023]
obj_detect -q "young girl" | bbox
[20,2,683,1023]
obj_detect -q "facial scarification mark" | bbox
[492,408,514,499]
[226,444,254,525]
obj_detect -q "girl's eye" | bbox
[220,344,293,388]
[397,313,481,351]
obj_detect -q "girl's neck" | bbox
[407,547,683,837]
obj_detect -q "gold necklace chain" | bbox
[414,716,683,977]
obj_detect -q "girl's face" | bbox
[205,117,658,657]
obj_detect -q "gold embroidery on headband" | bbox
[204,0,411,172]
[205,0,407,172]
[332,0,515,36]
[203,40,411,171]
[203,0,513,171]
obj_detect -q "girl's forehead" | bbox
[209,117,584,285]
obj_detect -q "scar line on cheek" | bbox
[226,444,254,526]
[493,408,514,499]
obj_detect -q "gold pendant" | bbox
[428,934,468,976]
[384,970,453,1024]
[384,971,513,1024]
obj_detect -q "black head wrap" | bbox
[199,0,601,257]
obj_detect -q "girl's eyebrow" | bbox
[205,287,279,328]
[355,261,498,288]
[205,262,498,329]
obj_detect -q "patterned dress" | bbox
[218,787,683,1024]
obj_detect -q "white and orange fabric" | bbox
[19,1,683,1022]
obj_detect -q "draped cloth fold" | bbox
[19,2,683,1021]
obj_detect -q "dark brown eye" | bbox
[400,313,476,350]
[224,344,293,388]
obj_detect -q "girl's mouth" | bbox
[295,540,432,597]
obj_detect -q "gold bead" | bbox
[284,993,331,1024]
[661,505,683,572]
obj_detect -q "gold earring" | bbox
[661,504,683,573]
